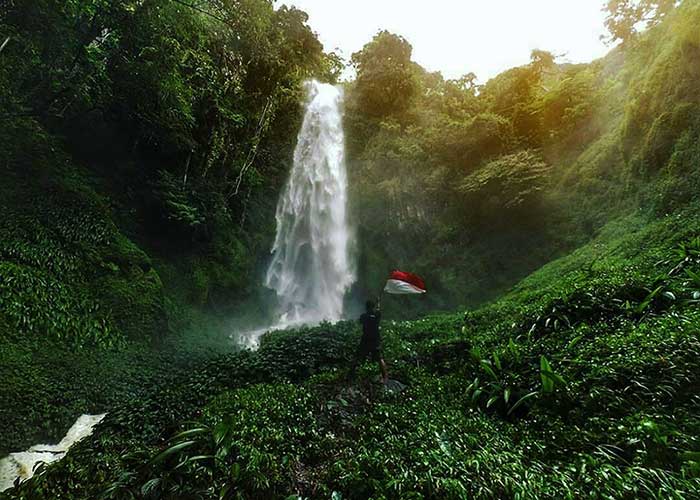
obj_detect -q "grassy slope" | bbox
[0,117,171,455]
[168,206,700,499]
[0,119,246,456]
[0,91,274,457]
[7,189,699,500]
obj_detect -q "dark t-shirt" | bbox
[359,311,381,346]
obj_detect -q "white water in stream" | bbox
[238,80,355,347]
[0,413,106,492]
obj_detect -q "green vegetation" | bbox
[6,218,700,498]
[0,0,332,456]
[1,0,700,498]
[345,0,700,315]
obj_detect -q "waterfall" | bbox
[240,80,355,347]
[266,79,355,325]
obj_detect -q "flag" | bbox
[384,270,427,295]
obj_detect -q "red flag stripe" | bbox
[388,270,426,292]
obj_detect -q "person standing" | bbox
[350,299,388,384]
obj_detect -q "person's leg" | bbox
[371,345,389,384]
[372,347,388,383]
[379,358,388,384]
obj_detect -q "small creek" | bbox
[0,413,106,492]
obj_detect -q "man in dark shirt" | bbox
[350,299,388,384]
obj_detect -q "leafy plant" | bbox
[539,356,565,394]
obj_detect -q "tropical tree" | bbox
[350,30,418,119]
[603,0,679,44]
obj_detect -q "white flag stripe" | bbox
[384,279,426,295]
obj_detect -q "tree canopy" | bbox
[603,0,679,43]
[350,31,418,119]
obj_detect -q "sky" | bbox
[276,0,611,83]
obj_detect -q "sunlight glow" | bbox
[277,0,610,82]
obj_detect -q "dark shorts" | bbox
[357,340,382,362]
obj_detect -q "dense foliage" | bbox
[1,0,335,315]
[0,0,330,460]
[6,213,700,499]
[345,0,700,316]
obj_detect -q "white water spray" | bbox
[239,80,355,347]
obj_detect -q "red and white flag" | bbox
[384,270,427,295]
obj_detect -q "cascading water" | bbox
[239,80,355,347]
[266,79,356,325]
